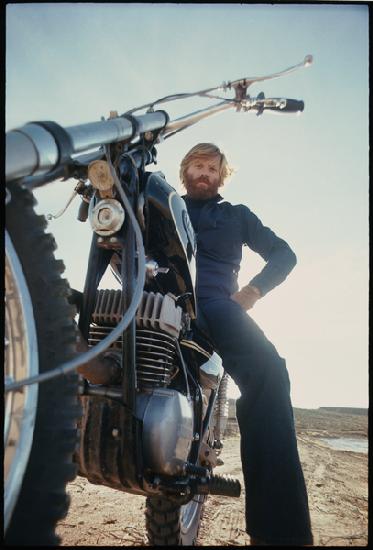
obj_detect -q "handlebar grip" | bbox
[268,99,304,113]
[283,99,304,112]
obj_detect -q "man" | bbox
[180,143,313,546]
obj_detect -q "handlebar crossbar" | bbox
[6,111,169,182]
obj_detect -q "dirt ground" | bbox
[56,409,368,547]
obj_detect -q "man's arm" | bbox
[236,204,297,298]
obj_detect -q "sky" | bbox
[6,3,369,408]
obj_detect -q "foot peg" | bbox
[195,473,241,497]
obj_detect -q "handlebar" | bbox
[6,55,313,184]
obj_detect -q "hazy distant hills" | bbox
[318,407,367,416]
[292,407,367,438]
[228,399,367,416]
[226,400,368,438]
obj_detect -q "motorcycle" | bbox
[4,55,313,545]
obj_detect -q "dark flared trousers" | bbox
[198,296,313,545]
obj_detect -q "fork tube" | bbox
[119,163,142,489]
[121,214,137,408]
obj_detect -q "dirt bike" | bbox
[4,55,312,546]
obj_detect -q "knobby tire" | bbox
[5,183,81,545]
[145,494,205,546]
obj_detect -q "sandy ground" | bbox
[56,410,368,547]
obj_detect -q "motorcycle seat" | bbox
[190,308,219,356]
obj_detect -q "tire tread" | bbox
[5,183,81,546]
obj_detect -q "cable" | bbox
[5,151,146,392]
[123,89,229,116]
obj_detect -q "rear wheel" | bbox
[4,183,81,545]
[145,494,205,546]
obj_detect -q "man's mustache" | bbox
[192,175,210,184]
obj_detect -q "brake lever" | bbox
[223,55,313,94]
[230,55,313,112]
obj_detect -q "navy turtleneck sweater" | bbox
[183,194,297,299]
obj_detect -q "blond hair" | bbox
[179,143,234,187]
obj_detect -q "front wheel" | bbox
[4,183,81,545]
[145,494,205,546]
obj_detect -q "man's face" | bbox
[184,155,222,199]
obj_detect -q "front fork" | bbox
[76,156,144,492]
[118,163,143,490]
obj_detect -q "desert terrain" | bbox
[56,407,368,546]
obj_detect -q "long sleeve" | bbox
[237,205,297,297]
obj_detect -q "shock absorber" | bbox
[213,372,230,443]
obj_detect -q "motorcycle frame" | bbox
[73,141,215,498]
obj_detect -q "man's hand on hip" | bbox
[231,284,261,311]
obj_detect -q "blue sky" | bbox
[6,3,369,408]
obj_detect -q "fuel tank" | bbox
[143,172,196,318]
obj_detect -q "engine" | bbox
[86,289,194,476]
[85,288,228,477]
[88,289,184,389]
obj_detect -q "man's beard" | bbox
[184,175,221,199]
